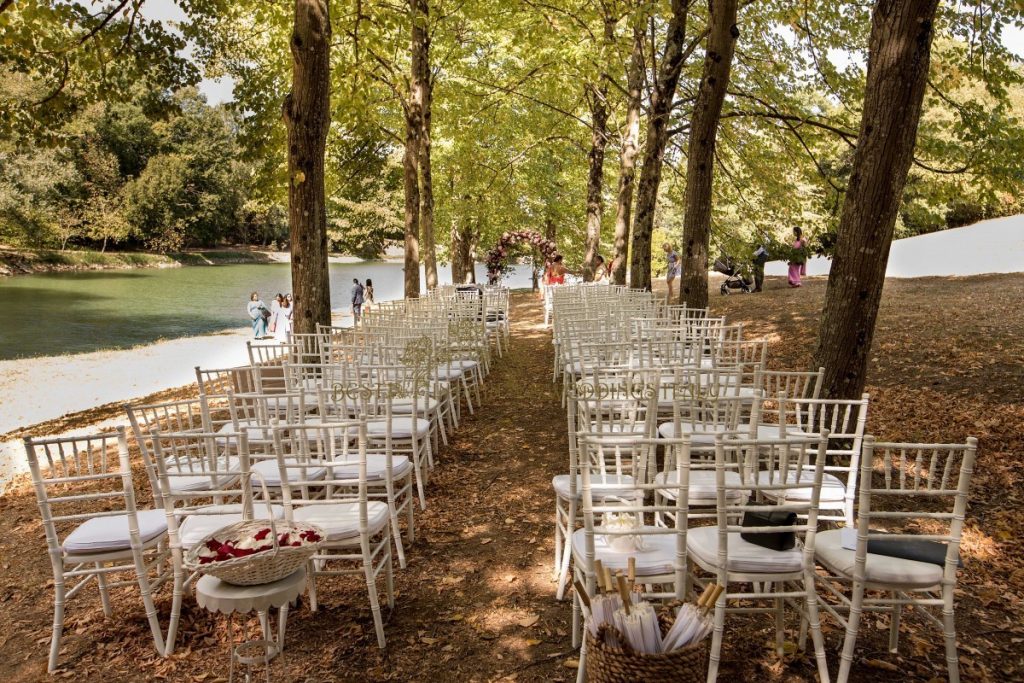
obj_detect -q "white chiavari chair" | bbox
[24,429,169,671]
[814,437,977,683]
[271,420,394,648]
[688,433,832,682]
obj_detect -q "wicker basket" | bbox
[185,518,324,586]
[183,471,324,586]
[585,606,708,683]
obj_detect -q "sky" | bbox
[143,0,1024,107]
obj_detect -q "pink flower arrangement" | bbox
[197,527,322,564]
[485,229,560,277]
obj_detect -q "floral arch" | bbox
[485,230,560,282]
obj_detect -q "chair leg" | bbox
[555,497,576,601]
[575,633,587,683]
[706,588,727,683]
[363,545,386,648]
[803,572,831,683]
[552,499,563,581]
[774,584,785,657]
[48,575,66,673]
[836,578,866,683]
[135,552,167,657]
[889,599,901,653]
[307,560,320,613]
[942,584,960,683]
[96,563,113,617]
[406,474,416,544]
[386,494,406,570]
[164,557,185,655]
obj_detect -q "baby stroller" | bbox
[714,256,753,295]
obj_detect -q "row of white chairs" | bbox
[24,287,511,672]
[549,284,976,683]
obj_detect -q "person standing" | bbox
[787,227,808,288]
[364,279,376,312]
[663,242,681,300]
[548,255,567,284]
[351,278,365,325]
[273,294,293,342]
[592,255,610,283]
[247,292,269,339]
[752,239,769,293]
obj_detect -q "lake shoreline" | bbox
[0,247,393,277]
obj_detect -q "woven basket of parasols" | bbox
[578,558,723,683]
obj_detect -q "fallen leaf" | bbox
[517,615,539,628]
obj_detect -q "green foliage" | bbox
[5,0,1024,269]
[0,84,275,252]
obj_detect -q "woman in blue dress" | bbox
[247,291,269,338]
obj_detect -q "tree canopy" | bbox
[1,0,1022,266]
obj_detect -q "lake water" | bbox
[0,261,533,360]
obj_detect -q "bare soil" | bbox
[0,274,1021,682]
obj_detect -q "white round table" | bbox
[196,568,306,682]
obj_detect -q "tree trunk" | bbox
[812,0,939,401]
[450,219,466,285]
[582,81,608,282]
[611,22,644,286]
[402,107,421,298]
[679,0,739,308]
[416,0,437,291]
[283,0,332,334]
[629,0,690,291]
[402,0,427,299]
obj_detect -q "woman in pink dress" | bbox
[788,227,808,287]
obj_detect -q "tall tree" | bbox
[610,19,644,286]
[582,79,608,281]
[283,0,332,334]
[628,0,694,290]
[417,0,438,291]
[401,0,428,298]
[812,0,940,402]
[678,0,739,307]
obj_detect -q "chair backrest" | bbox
[856,437,977,584]
[785,394,870,525]
[149,430,252,517]
[24,428,144,556]
[271,421,369,519]
[578,432,692,600]
[195,365,258,400]
[126,397,216,507]
[713,433,829,574]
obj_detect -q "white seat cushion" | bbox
[687,526,804,574]
[757,470,847,502]
[552,474,641,501]
[658,422,731,443]
[749,424,811,440]
[335,454,412,481]
[653,470,745,503]
[217,421,272,441]
[814,529,943,588]
[63,509,168,555]
[571,527,681,577]
[177,504,284,549]
[292,502,389,542]
[162,458,241,493]
[366,417,431,438]
[251,458,327,487]
[390,396,440,414]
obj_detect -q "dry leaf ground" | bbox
[0,273,1021,681]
